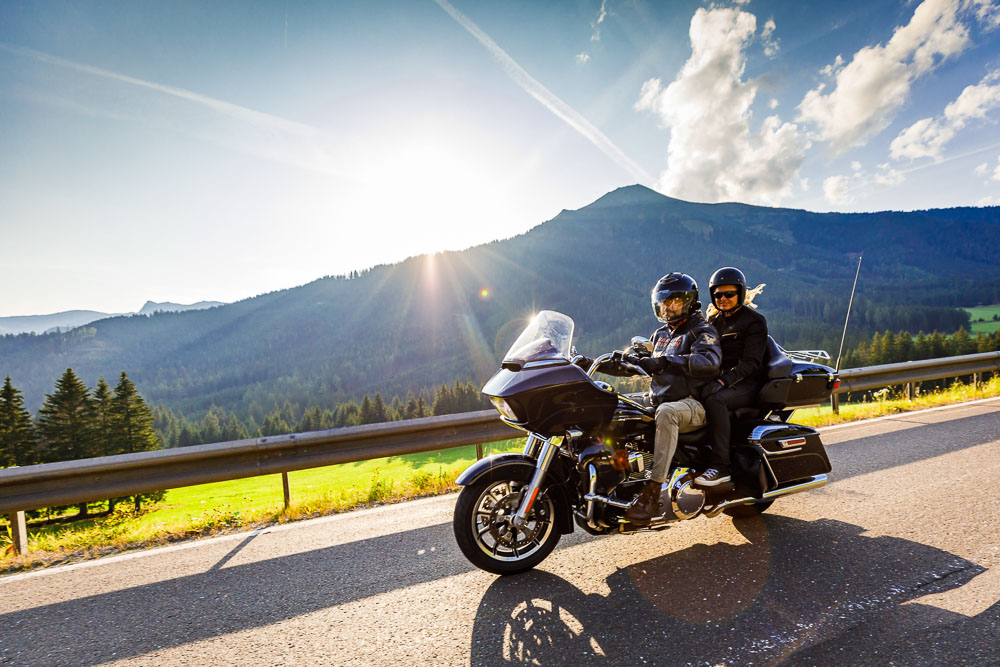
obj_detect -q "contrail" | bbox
[0,41,349,178]
[432,0,654,186]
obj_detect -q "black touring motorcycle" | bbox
[453,311,839,575]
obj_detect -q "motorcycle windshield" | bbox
[503,311,575,366]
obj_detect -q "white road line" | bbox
[817,396,1000,433]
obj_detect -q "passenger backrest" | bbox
[765,336,794,379]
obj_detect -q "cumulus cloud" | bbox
[635,7,807,205]
[798,0,977,153]
[974,161,989,175]
[575,52,591,64]
[823,175,852,204]
[890,70,1000,159]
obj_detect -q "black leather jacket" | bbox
[707,306,768,388]
[645,312,722,405]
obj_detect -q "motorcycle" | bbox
[453,310,839,575]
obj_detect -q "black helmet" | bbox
[709,266,747,310]
[651,272,700,324]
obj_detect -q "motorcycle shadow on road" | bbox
[469,514,997,666]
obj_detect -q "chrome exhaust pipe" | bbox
[704,474,828,517]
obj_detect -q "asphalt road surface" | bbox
[2,399,999,666]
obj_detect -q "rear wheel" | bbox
[453,477,561,575]
[723,499,774,518]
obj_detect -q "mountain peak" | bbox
[584,184,677,209]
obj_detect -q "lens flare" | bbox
[479,288,490,299]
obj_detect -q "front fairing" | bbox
[482,362,618,437]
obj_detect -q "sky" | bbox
[2,0,999,316]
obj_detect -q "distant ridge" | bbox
[138,301,225,316]
[1,185,997,416]
[0,301,225,335]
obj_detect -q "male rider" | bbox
[621,273,722,525]
[696,267,768,487]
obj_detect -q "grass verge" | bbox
[3,376,999,573]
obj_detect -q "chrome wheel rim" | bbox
[470,480,555,562]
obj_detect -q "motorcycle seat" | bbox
[678,426,707,443]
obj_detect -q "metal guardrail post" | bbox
[831,393,839,414]
[905,382,915,400]
[282,472,291,510]
[8,511,27,555]
[476,444,483,460]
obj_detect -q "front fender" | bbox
[455,452,576,535]
[455,452,538,486]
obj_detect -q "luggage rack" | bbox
[783,348,832,364]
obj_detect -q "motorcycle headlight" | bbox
[490,397,519,421]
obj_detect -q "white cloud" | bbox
[969,0,1000,26]
[823,175,852,204]
[575,52,591,64]
[761,18,779,56]
[851,160,863,171]
[994,158,1000,181]
[974,161,989,175]
[592,0,612,41]
[798,0,975,153]
[977,195,1000,205]
[635,7,807,205]
[873,164,905,185]
[769,97,779,109]
[890,70,1000,159]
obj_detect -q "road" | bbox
[1,399,999,666]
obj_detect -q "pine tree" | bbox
[37,368,98,516]
[0,376,37,467]
[109,372,162,512]
[372,392,388,423]
[38,368,98,463]
[93,377,113,457]
[359,395,375,424]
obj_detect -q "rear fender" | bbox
[455,452,575,535]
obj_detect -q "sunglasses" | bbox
[713,290,739,300]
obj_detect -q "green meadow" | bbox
[964,304,1000,334]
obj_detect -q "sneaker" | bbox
[694,468,731,487]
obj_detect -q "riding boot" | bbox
[625,481,662,525]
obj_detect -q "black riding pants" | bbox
[702,382,760,469]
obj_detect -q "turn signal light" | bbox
[610,448,630,471]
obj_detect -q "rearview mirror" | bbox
[630,336,653,354]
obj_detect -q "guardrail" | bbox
[2,350,999,554]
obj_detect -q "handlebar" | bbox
[586,351,650,378]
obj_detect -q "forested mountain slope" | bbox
[2,185,997,416]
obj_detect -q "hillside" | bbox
[2,185,997,416]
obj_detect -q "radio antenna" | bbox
[835,253,863,372]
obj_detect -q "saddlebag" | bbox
[752,422,831,484]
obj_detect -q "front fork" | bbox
[512,433,557,527]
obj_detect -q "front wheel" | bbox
[453,477,562,575]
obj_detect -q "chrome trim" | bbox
[513,436,556,526]
[766,447,803,456]
[587,352,615,377]
[586,463,600,530]
[703,474,828,517]
[778,437,807,449]
[583,492,632,509]
[501,417,530,434]
[669,469,704,520]
[521,433,542,457]
[785,349,832,363]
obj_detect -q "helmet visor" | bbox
[651,289,694,322]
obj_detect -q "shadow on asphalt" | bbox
[1,410,997,665]
[469,516,997,665]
